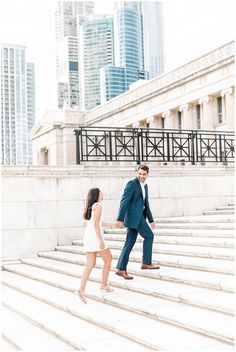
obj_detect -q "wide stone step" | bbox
[204,210,234,215]
[216,206,235,211]
[105,228,235,238]
[154,223,234,230]
[1,304,74,351]
[72,239,234,260]
[55,245,234,274]
[1,335,19,351]
[154,215,234,223]
[2,284,143,351]
[18,258,234,315]
[37,250,234,292]
[102,233,234,248]
[2,268,234,348]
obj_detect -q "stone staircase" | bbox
[2,205,235,351]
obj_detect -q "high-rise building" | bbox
[1,44,35,165]
[79,15,114,110]
[141,2,165,78]
[100,2,150,103]
[26,62,35,164]
[55,1,94,109]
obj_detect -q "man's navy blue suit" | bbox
[116,177,155,270]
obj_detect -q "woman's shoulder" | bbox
[92,202,102,210]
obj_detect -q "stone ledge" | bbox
[1,164,234,177]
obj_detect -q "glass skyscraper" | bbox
[100,2,149,103]
[1,44,35,165]
[141,2,165,78]
[100,1,165,104]
[79,15,114,110]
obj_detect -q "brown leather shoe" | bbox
[141,263,160,270]
[115,269,133,280]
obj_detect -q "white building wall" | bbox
[2,165,234,259]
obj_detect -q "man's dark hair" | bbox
[137,164,149,173]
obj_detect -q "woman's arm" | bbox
[93,204,105,249]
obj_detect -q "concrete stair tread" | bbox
[1,270,234,348]
[1,305,73,351]
[55,245,234,274]
[18,258,234,314]
[155,223,234,229]
[2,285,143,351]
[72,239,234,259]
[216,206,234,210]
[1,336,19,351]
[37,250,234,292]
[154,214,234,223]
[105,228,234,238]
[101,234,234,248]
[204,211,234,215]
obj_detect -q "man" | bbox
[116,164,160,280]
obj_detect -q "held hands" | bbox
[150,222,156,230]
[116,221,123,228]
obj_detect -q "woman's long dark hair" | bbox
[84,188,100,220]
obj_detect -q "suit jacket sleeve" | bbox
[116,180,134,222]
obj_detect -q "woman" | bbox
[78,188,113,303]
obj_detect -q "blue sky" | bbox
[1,0,235,120]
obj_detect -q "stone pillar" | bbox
[132,121,140,128]
[178,104,193,130]
[38,148,48,165]
[161,110,172,129]
[199,95,214,130]
[221,87,234,130]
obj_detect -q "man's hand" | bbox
[150,222,156,230]
[116,221,123,228]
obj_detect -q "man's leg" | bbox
[137,217,154,264]
[116,228,138,270]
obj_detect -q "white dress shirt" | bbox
[139,181,146,202]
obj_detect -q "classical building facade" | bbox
[86,41,234,132]
[29,109,84,165]
[29,41,234,166]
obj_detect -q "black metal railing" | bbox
[74,127,235,165]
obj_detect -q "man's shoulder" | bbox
[126,178,138,186]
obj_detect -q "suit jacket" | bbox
[117,177,154,229]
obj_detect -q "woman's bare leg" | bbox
[99,249,112,289]
[79,252,97,292]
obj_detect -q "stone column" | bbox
[161,110,172,129]
[132,121,140,128]
[199,95,214,130]
[220,87,234,130]
[178,104,193,130]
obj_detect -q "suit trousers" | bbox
[116,216,154,270]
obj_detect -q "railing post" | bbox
[109,131,113,161]
[166,132,170,162]
[136,129,142,165]
[191,131,196,165]
[219,134,223,162]
[74,129,81,165]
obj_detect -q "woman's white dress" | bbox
[83,202,108,252]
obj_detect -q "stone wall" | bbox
[2,165,234,260]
